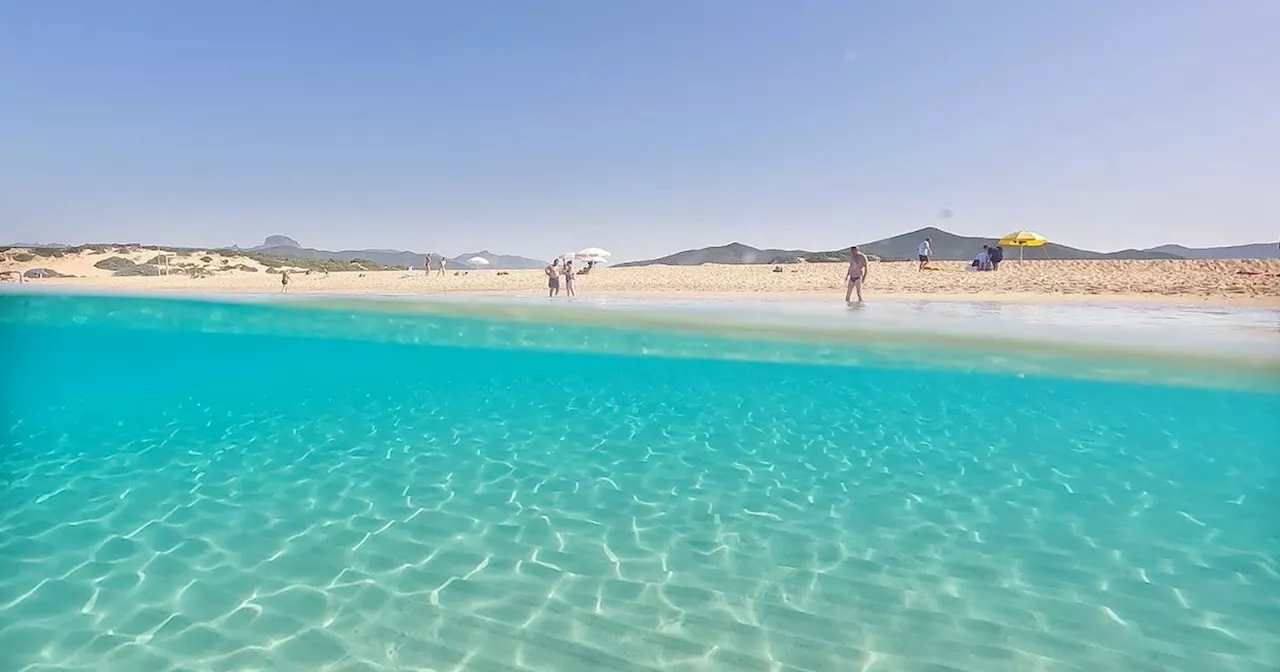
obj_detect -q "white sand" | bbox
[3,246,1278,306]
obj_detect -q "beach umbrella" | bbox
[577,247,611,258]
[998,230,1048,261]
[467,256,490,265]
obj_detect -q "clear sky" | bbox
[2,1,1276,261]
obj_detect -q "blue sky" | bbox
[2,1,1276,261]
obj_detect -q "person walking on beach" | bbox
[563,260,576,298]
[280,269,290,293]
[845,246,868,304]
[437,256,447,276]
[918,237,932,270]
[545,260,560,297]
[424,254,431,276]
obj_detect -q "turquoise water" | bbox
[2,294,1278,671]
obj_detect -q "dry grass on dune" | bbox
[2,247,1278,304]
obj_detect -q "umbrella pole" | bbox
[1019,245,1024,262]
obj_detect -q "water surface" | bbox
[1,293,1277,671]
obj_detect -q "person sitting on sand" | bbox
[970,247,992,271]
[545,260,560,297]
[845,246,868,303]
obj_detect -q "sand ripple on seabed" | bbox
[1,370,1278,672]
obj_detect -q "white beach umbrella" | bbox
[577,255,608,265]
[467,256,490,265]
[577,247,611,258]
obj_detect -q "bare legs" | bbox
[845,278,862,303]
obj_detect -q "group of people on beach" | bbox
[964,243,1004,271]
[544,258,578,297]
[844,236,1012,304]
[917,237,1004,272]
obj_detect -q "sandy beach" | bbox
[3,246,1278,306]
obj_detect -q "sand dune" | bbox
[3,247,1278,305]
[0,246,289,279]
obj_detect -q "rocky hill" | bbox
[1147,242,1279,260]
[246,237,546,270]
[617,227,1191,267]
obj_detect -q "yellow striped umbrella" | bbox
[998,230,1048,261]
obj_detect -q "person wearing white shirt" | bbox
[918,238,932,270]
[971,246,991,271]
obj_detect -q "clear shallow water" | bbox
[10,285,1277,356]
[411,294,1280,359]
[2,294,1278,671]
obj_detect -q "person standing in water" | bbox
[845,246,868,304]
[563,260,576,297]
[545,260,560,297]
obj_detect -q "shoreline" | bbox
[7,290,1278,393]
[3,250,1278,309]
[456,288,1280,308]
[6,282,1279,309]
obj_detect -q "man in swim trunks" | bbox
[545,261,560,297]
[918,237,932,270]
[845,246,868,304]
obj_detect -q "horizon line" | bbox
[3,225,1275,262]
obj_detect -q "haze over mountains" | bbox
[244,236,547,270]
[616,227,1278,266]
[1146,243,1280,260]
[8,229,1274,269]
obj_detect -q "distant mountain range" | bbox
[616,227,1278,266]
[8,229,1274,269]
[246,236,547,270]
[614,242,840,267]
[1146,242,1279,260]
